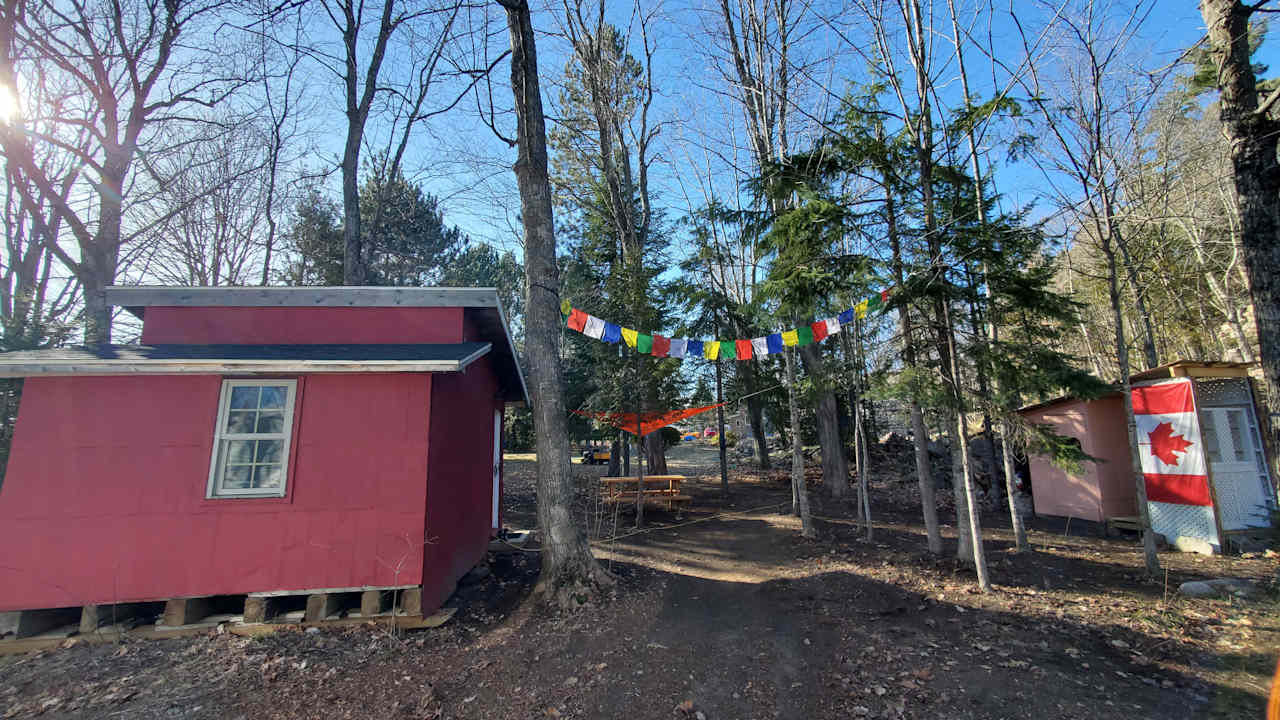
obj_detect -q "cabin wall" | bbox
[1086,395,1139,519]
[422,356,501,610]
[140,306,464,345]
[1023,400,1104,522]
[0,373,431,612]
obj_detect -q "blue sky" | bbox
[297,1,1276,269]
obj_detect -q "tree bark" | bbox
[500,0,609,606]
[783,347,817,539]
[1100,229,1161,574]
[797,344,850,499]
[740,358,771,469]
[886,183,942,554]
[716,359,729,497]
[1201,0,1280,430]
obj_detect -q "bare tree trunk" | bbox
[783,346,816,539]
[500,0,609,606]
[886,183,942,554]
[1201,0,1280,431]
[1100,230,1161,575]
[742,362,771,469]
[797,345,851,499]
[716,359,729,497]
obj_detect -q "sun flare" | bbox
[0,84,20,124]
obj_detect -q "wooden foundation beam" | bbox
[304,593,342,622]
[243,596,276,624]
[399,588,422,616]
[162,597,211,627]
[79,603,155,634]
[360,590,389,617]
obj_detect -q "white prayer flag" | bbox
[583,315,606,339]
[825,317,841,335]
[670,338,687,358]
[751,336,769,357]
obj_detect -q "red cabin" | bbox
[0,286,525,633]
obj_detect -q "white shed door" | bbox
[1201,406,1272,529]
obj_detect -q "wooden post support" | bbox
[360,590,388,617]
[162,597,210,627]
[399,588,423,616]
[304,593,342,622]
[79,605,102,634]
[243,596,275,624]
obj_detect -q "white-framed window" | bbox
[207,379,297,498]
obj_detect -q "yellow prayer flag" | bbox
[621,328,638,348]
[855,300,869,320]
[704,340,720,360]
[781,329,799,346]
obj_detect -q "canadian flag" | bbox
[1131,380,1210,506]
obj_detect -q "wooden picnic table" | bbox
[599,475,691,513]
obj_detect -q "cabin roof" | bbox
[103,285,505,313]
[0,342,494,378]
[98,285,528,405]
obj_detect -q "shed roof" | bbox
[1016,359,1255,415]
[99,285,528,405]
[1129,360,1254,382]
[0,343,492,378]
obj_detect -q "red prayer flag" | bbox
[735,338,753,360]
[652,335,671,358]
[880,288,892,303]
[573,404,724,436]
[567,308,588,332]
[811,321,829,342]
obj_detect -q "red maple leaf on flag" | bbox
[1148,421,1194,465]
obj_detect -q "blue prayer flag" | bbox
[686,339,703,358]
[838,308,855,324]
[602,322,622,343]
[766,333,784,354]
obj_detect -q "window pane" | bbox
[1203,420,1222,464]
[255,411,284,434]
[259,386,287,409]
[226,411,256,434]
[230,386,260,409]
[227,440,255,464]
[222,465,252,489]
[253,465,283,489]
[255,439,283,464]
[1226,410,1247,462]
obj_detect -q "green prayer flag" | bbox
[720,340,737,359]
[637,333,653,353]
[797,326,814,345]
[866,294,882,311]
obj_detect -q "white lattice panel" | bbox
[1196,378,1252,407]
[1149,501,1219,553]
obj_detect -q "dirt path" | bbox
[2,442,1277,719]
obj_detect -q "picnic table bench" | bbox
[599,475,691,513]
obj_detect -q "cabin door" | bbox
[1200,404,1272,530]
[491,409,502,528]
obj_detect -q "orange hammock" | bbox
[572,403,724,437]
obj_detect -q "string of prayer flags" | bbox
[561,286,894,363]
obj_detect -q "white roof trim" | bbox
[0,345,492,379]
